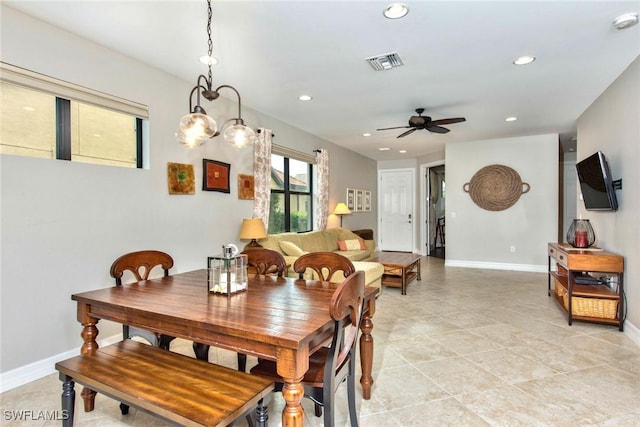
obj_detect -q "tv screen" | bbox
[575,151,618,211]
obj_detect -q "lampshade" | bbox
[239,218,267,248]
[333,202,352,228]
[176,111,218,147]
[222,119,256,147]
[333,203,352,215]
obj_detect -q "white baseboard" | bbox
[623,319,640,347]
[444,259,547,273]
[0,334,121,393]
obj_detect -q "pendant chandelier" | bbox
[175,0,255,148]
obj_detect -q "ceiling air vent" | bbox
[365,52,404,71]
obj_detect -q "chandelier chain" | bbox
[207,0,213,86]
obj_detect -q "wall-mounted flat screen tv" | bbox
[575,151,618,211]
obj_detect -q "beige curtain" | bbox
[253,128,273,229]
[315,149,329,230]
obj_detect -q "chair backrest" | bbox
[241,248,287,278]
[293,252,356,282]
[325,270,365,388]
[110,250,174,286]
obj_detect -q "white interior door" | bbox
[378,169,414,251]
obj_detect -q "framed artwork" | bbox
[356,190,364,212]
[202,159,231,193]
[364,190,371,212]
[346,188,355,211]
[237,174,255,200]
[167,162,195,195]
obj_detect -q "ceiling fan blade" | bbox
[377,125,411,131]
[425,125,450,134]
[397,128,417,138]
[430,117,466,126]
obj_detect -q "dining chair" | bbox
[110,250,177,351]
[293,252,356,282]
[242,247,287,278]
[250,270,365,426]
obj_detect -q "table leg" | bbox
[281,378,305,427]
[78,306,98,412]
[416,259,421,281]
[401,267,407,295]
[359,298,375,399]
[277,348,308,426]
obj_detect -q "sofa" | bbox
[259,228,384,289]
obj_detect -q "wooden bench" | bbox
[55,340,274,427]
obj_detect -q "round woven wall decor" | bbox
[463,164,530,211]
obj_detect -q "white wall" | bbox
[0,6,376,380]
[576,56,639,336]
[445,134,559,270]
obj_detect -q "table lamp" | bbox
[333,203,352,228]
[239,218,268,248]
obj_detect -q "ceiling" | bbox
[4,1,639,161]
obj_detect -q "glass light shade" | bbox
[176,112,218,144]
[566,219,596,248]
[175,127,207,148]
[222,123,256,147]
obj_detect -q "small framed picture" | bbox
[167,162,195,195]
[346,188,355,211]
[356,190,364,212]
[203,159,231,193]
[237,174,254,200]
[364,191,371,212]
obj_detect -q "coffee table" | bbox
[368,252,421,295]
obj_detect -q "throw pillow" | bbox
[279,241,306,256]
[337,239,366,251]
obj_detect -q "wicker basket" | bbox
[554,279,566,298]
[570,297,618,319]
[554,279,617,319]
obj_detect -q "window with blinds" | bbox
[0,62,148,168]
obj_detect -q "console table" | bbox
[547,243,624,331]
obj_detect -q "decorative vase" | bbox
[566,219,596,248]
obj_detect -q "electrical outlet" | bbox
[510,245,516,253]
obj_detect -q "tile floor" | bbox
[2,256,640,426]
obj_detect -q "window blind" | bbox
[0,62,149,119]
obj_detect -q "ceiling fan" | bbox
[377,108,466,138]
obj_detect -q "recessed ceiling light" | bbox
[399,150,407,154]
[298,94,312,101]
[379,147,390,151]
[505,116,518,122]
[513,55,536,65]
[383,3,409,19]
[613,13,639,30]
[23,106,36,112]
[199,55,218,66]
[362,132,371,137]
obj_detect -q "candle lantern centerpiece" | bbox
[207,244,248,295]
[566,219,596,249]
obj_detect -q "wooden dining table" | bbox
[71,269,379,427]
